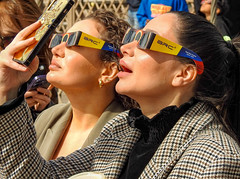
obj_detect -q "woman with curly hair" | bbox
[0,9,137,161]
[34,9,138,160]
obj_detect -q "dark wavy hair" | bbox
[170,11,240,141]
[85,10,139,109]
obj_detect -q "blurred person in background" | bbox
[137,0,189,28]
[126,0,141,29]
[199,0,232,39]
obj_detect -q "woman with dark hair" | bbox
[0,11,240,178]
[0,0,57,117]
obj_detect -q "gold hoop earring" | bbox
[99,79,104,88]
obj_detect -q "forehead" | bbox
[67,19,104,38]
[143,13,178,44]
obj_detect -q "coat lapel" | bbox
[35,103,72,160]
[139,102,217,178]
[81,100,125,148]
[93,111,141,178]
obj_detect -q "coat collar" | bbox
[92,111,141,178]
[139,102,218,178]
[35,100,124,160]
[81,100,125,148]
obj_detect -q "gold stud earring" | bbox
[99,79,104,88]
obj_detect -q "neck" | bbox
[205,13,211,21]
[64,87,115,131]
[136,91,193,119]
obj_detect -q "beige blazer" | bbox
[34,100,124,160]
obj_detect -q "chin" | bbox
[47,80,61,89]
[46,73,58,84]
[116,83,131,96]
[115,82,123,93]
[46,73,53,81]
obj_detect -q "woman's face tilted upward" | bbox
[116,13,195,104]
[47,19,106,92]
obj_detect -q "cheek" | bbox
[136,54,177,88]
[135,52,169,79]
[200,4,211,13]
[63,54,100,81]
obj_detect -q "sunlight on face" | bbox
[47,19,105,92]
[116,13,183,101]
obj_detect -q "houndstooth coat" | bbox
[0,100,240,178]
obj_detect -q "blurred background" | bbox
[34,0,195,33]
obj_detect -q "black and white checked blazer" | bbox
[0,100,240,178]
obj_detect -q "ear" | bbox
[216,8,221,15]
[99,62,119,84]
[172,64,197,87]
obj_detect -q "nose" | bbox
[120,41,138,57]
[51,42,66,58]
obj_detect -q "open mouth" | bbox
[121,65,132,73]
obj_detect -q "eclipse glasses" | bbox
[49,31,122,57]
[122,28,204,74]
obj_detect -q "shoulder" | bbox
[193,105,240,154]
[37,103,71,118]
[193,129,240,155]
[184,108,240,156]
[176,103,240,170]
[170,129,240,178]
[181,128,240,167]
[174,0,189,8]
[99,111,135,138]
[34,103,71,126]
[186,130,240,176]
[176,0,188,3]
